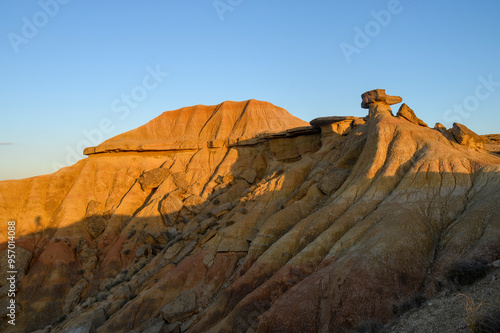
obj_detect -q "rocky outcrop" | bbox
[310,116,363,137]
[361,88,403,117]
[0,92,499,333]
[450,122,486,149]
[397,103,428,127]
[482,134,500,156]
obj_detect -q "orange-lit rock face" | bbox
[83,99,308,155]
[0,95,499,333]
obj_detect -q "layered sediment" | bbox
[0,91,499,333]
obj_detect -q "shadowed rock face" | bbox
[0,94,499,333]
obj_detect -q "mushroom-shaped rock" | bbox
[450,123,485,149]
[361,89,402,109]
[361,89,402,117]
[396,103,428,127]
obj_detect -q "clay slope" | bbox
[83,99,308,154]
[0,93,499,333]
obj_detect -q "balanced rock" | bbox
[361,89,402,109]
[450,123,485,149]
[361,89,402,116]
[396,103,428,127]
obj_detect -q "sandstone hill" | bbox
[0,91,499,333]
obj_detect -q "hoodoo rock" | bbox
[361,89,403,117]
[361,88,403,108]
[0,92,499,333]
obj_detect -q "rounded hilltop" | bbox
[84,99,308,155]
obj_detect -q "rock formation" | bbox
[450,122,486,149]
[0,92,499,333]
[482,134,500,156]
[83,99,307,154]
[397,103,428,127]
[361,88,402,116]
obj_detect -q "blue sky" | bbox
[1,0,499,180]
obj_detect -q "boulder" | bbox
[239,168,257,184]
[86,216,106,238]
[160,194,184,226]
[396,104,428,127]
[183,194,206,214]
[450,123,485,149]
[63,278,88,314]
[138,168,171,190]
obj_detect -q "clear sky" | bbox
[1,0,499,180]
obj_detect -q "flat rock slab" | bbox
[310,116,358,127]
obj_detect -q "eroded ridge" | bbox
[0,92,498,333]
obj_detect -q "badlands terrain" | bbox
[0,90,499,332]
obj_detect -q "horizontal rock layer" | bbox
[84,99,308,155]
